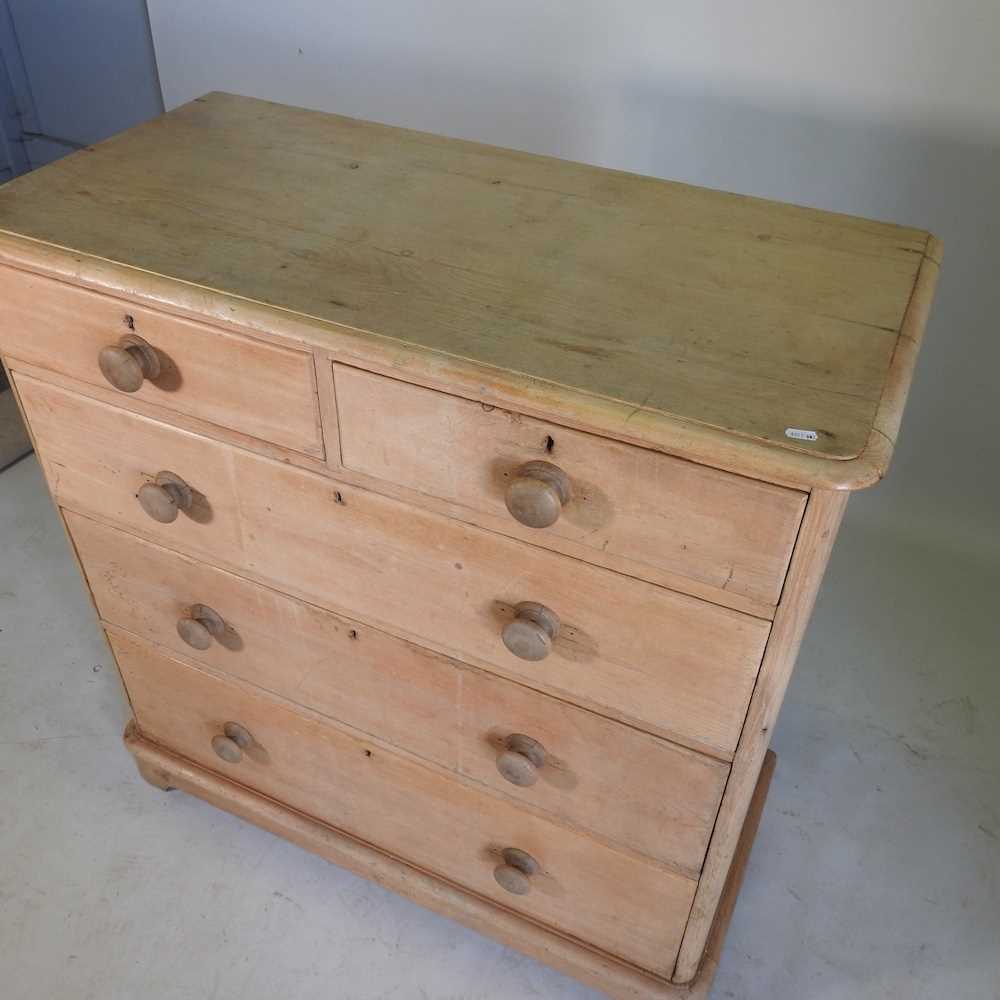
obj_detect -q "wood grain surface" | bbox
[126,723,775,1000]
[68,511,729,872]
[114,630,698,974]
[20,373,770,757]
[673,489,848,982]
[0,266,323,455]
[335,363,805,605]
[0,92,940,487]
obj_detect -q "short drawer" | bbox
[334,365,805,607]
[0,267,322,455]
[68,511,729,872]
[113,630,697,974]
[19,373,769,756]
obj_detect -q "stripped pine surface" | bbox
[0,92,940,488]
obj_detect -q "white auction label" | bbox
[784,428,819,441]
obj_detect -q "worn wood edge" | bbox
[123,723,771,1000]
[821,234,943,491]
[0,233,935,492]
[133,753,178,790]
[746,232,941,492]
[923,233,944,266]
[868,237,943,459]
[672,489,848,982]
[685,749,776,990]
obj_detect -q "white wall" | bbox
[148,1,1000,557]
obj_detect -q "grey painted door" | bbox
[0,0,163,465]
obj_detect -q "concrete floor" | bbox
[1,454,998,1000]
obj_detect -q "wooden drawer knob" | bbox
[496,734,547,787]
[502,602,559,661]
[505,461,571,529]
[211,721,253,764]
[137,470,193,523]
[98,333,161,393]
[177,603,226,650]
[494,847,539,895]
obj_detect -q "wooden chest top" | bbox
[0,91,939,489]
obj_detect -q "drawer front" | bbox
[113,630,697,974]
[65,510,461,768]
[334,365,806,606]
[19,374,769,755]
[0,267,322,455]
[68,512,729,872]
[16,372,245,558]
[457,669,727,871]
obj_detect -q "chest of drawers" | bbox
[0,93,940,998]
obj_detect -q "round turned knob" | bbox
[137,470,193,523]
[211,721,253,764]
[177,604,227,650]
[98,333,161,393]
[501,602,560,662]
[493,847,539,895]
[496,734,547,787]
[505,461,571,529]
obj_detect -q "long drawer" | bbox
[17,372,770,756]
[112,629,697,974]
[0,267,323,456]
[334,364,806,606]
[67,511,727,872]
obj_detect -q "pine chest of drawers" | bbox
[0,93,940,998]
